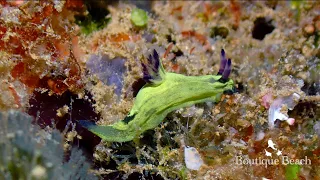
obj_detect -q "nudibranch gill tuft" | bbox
[80,49,234,142]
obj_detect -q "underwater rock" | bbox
[268,93,301,129]
[184,146,204,171]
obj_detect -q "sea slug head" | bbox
[215,49,235,95]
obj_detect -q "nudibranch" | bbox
[80,49,234,142]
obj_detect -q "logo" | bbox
[235,139,311,168]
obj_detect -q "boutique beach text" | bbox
[235,155,311,168]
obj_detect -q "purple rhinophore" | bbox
[142,59,153,83]
[148,54,153,64]
[141,63,148,77]
[153,49,160,70]
[217,49,232,82]
[218,49,227,75]
[222,58,232,80]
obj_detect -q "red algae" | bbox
[11,61,40,88]
[230,0,241,29]
[181,30,209,46]
[1,1,84,99]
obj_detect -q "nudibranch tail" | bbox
[142,49,166,84]
[79,120,135,142]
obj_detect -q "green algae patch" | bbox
[285,164,301,180]
[75,16,111,35]
[131,8,148,27]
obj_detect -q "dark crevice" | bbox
[74,0,112,34]
[235,82,247,94]
[27,90,101,162]
[171,49,184,63]
[84,0,111,22]
[288,102,318,118]
[301,82,320,96]
[166,34,176,44]
[132,78,147,97]
[252,17,275,40]
[173,49,184,57]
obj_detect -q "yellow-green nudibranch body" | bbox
[80,49,234,142]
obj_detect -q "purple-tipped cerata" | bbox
[142,62,152,82]
[153,49,160,71]
[142,49,162,83]
[218,49,227,75]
